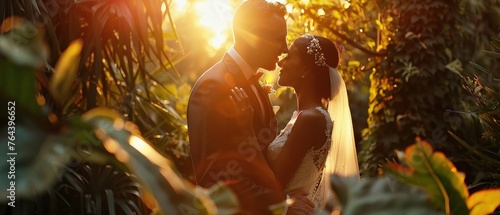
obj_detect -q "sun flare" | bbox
[195,0,233,49]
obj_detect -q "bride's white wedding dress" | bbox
[267,107,333,209]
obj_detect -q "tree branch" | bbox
[304,9,387,57]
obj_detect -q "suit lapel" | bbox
[222,55,268,131]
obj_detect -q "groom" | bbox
[187,0,313,214]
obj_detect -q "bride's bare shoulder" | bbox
[294,108,328,131]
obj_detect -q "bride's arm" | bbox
[271,109,328,187]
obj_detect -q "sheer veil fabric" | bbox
[325,67,360,179]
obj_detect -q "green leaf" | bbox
[481,50,500,58]
[0,114,92,200]
[82,108,238,215]
[330,175,443,215]
[204,182,240,215]
[444,59,462,74]
[469,62,489,75]
[0,17,47,67]
[383,139,469,215]
[0,19,46,117]
[449,132,500,167]
[0,57,42,117]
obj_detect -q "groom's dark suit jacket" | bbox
[187,54,283,214]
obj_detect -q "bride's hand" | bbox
[287,190,314,215]
[230,87,254,129]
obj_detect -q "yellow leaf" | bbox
[333,10,341,19]
[348,60,361,67]
[468,189,500,215]
[367,40,376,48]
[49,39,83,104]
[375,19,385,30]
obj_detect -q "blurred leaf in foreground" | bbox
[329,175,443,215]
[383,138,468,215]
[384,138,500,215]
[467,189,500,215]
[49,39,82,105]
[82,107,239,215]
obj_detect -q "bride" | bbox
[231,34,360,212]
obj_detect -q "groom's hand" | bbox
[287,190,314,215]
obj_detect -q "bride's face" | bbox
[277,42,308,87]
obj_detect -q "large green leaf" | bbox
[0,17,46,117]
[82,108,238,215]
[329,175,443,215]
[0,17,47,67]
[0,18,87,200]
[383,139,469,215]
[0,57,40,116]
[0,114,95,200]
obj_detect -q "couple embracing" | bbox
[187,0,359,214]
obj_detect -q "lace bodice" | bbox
[267,107,333,209]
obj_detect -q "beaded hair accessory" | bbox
[303,34,327,67]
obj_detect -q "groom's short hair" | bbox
[232,0,286,39]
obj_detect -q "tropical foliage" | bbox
[0,18,239,214]
[383,139,500,215]
[284,0,499,186]
[329,175,443,215]
[269,0,500,213]
[449,31,500,190]
[0,0,203,213]
[1,0,189,157]
[1,0,500,214]
[330,139,500,215]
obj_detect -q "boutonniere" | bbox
[251,71,275,94]
[260,81,275,94]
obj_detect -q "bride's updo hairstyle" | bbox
[294,35,340,101]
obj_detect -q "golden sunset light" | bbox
[195,0,233,49]
[268,0,287,3]
[2,0,499,214]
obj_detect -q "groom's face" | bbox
[253,14,288,71]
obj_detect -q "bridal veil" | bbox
[325,67,360,179]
